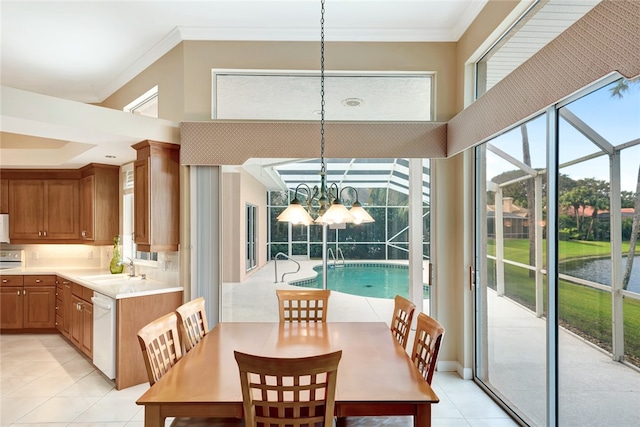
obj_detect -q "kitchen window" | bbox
[121,164,158,264]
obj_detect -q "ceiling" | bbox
[1,0,487,104]
[0,0,489,169]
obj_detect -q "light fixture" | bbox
[277,0,374,227]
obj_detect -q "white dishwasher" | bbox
[91,292,116,379]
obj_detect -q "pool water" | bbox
[291,264,429,299]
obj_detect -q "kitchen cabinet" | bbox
[0,179,7,214]
[79,164,119,244]
[0,276,23,329]
[56,277,73,338]
[132,140,180,252]
[70,282,93,358]
[8,179,80,242]
[0,275,56,330]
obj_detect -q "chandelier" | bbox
[277,0,374,226]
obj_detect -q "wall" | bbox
[102,40,458,122]
[0,243,180,284]
[100,43,186,122]
[222,171,241,282]
[222,168,268,282]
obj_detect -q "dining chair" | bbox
[390,295,416,349]
[137,312,183,386]
[339,312,444,426]
[175,296,209,352]
[138,312,243,427]
[410,312,445,384]
[276,289,331,322]
[234,350,342,427]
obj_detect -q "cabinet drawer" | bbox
[24,275,56,287]
[72,282,93,302]
[0,275,24,287]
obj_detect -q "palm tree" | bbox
[610,77,640,290]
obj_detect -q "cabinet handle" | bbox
[38,231,42,236]
[2,279,7,283]
[62,281,70,285]
[16,290,20,296]
[43,231,48,237]
[23,290,26,295]
[35,279,41,283]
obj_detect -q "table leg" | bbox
[414,404,431,427]
[144,406,164,427]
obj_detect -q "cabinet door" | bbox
[9,180,44,239]
[0,179,8,214]
[133,159,150,245]
[45,180,80,239]
[23,286,56,328]
[81,302,93,358]
[62,281,73,338]
[56,284,63,333]
[80,175,95,241]
[70,295,83,347]
[0,286,23,329]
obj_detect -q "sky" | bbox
[486,77,640,192]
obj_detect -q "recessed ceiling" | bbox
[1,0,488,103]
[0,0,487,169]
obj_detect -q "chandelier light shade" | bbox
[276,197,314,225]
[277,0,373,227]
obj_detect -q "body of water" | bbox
[561,255,640,293]
[291,263,429,299]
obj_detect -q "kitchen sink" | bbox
[80,274,150,285]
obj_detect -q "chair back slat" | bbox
[137,312,183,386]
[410,312,445,385]
[390,295,416,349]
[276,289,331,322]
[176,297,209,352]
[235,350,342,427]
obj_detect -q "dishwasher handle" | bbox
[91,296,113,310]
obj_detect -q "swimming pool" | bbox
[290,263,429,299]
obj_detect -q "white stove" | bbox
[0,250,24,270]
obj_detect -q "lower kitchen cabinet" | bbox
[56,277,73,338]
[70,282,93,358]
[0,275,56,330]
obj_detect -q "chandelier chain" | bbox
[320,0,326,173]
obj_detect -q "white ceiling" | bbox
[1,0,488,103]
[0,0,488,169]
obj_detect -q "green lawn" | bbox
[485,243,640,366]
[486,238,637,264]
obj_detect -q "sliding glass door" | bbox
[475,76,640,426]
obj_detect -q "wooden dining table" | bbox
[136,321,440,426]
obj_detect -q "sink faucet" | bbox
[124,257,135,277]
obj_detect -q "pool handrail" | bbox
[274,252,301,283]
[327,248,345,267]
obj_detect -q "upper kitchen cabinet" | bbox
[1,179,8,214]
[132,140,179,252]
[8,177,80,242]
[80,164,119,245]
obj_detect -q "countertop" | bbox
[0,267,182,300]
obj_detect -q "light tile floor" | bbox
[0,333,517,427]
[1,259,518,426]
